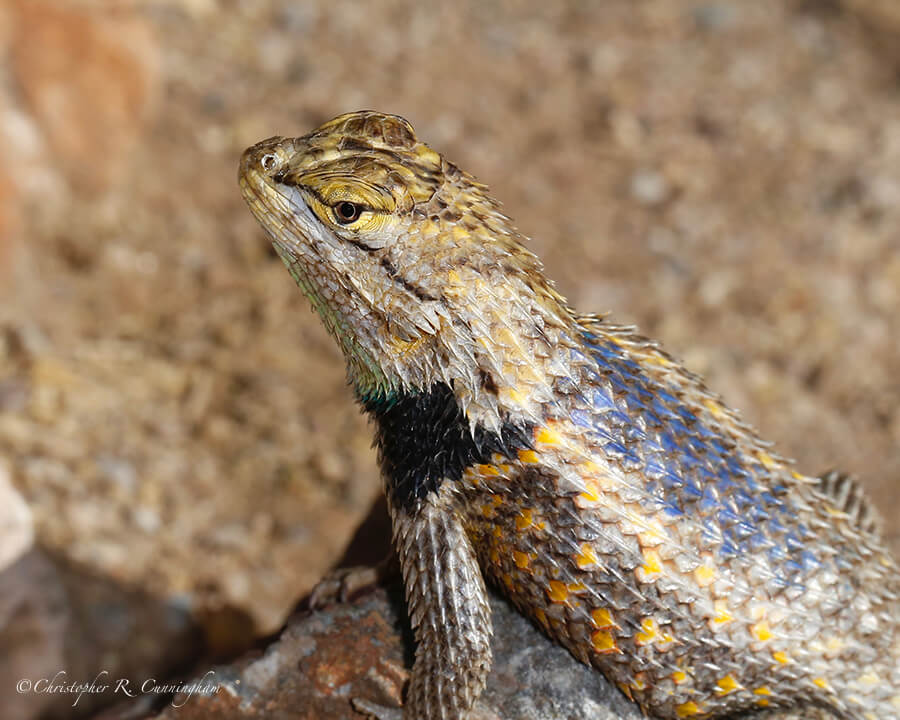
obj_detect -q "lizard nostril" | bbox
[260,153,278,172]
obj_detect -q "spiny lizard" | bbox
[239,111,899,720]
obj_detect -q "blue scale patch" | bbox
[571,409,592,429]
[663,501,684,517]
[699,487,719,513]
[575,332,820,583]
[592,388,616,410]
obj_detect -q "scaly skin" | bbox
[238,111,900,720]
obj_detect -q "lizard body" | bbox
[239,111,900,720]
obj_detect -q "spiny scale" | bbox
[239,111,900,720]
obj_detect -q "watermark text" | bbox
[16,670,220,707]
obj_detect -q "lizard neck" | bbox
[435,291,583,433]
[276,247,397,398]
[359,381,533,512]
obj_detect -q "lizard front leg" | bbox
[357,486,493,720]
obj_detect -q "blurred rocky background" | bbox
[0,0,898,718]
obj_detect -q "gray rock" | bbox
[151,586,643,720]
[0,462,33,573]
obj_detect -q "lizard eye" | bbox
[333,201,364,224]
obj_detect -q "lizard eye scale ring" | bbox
[334,201,364,224]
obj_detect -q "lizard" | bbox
[238,110,900,720]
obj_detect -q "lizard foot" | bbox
[307,551,400,610]
[352,698,403,720]
[306,565,381,610]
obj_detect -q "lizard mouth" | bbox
[238,140,392,340]
[240,152,327,265]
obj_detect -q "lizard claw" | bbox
[351,697,404,720]
[306,565,381,610]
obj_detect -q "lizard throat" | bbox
[274,248,393,399]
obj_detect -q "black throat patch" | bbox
[361,382,532,512]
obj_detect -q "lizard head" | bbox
[239,111,572,425]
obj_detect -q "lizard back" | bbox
[454,319,900,718]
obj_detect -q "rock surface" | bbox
[2,0,898,645]
[7,0,160,193]
[0,462,33,573]
[0,548,201,720]
[146,580,843,720]
[151,587,644,720]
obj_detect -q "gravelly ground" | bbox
[0,0,897,640]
